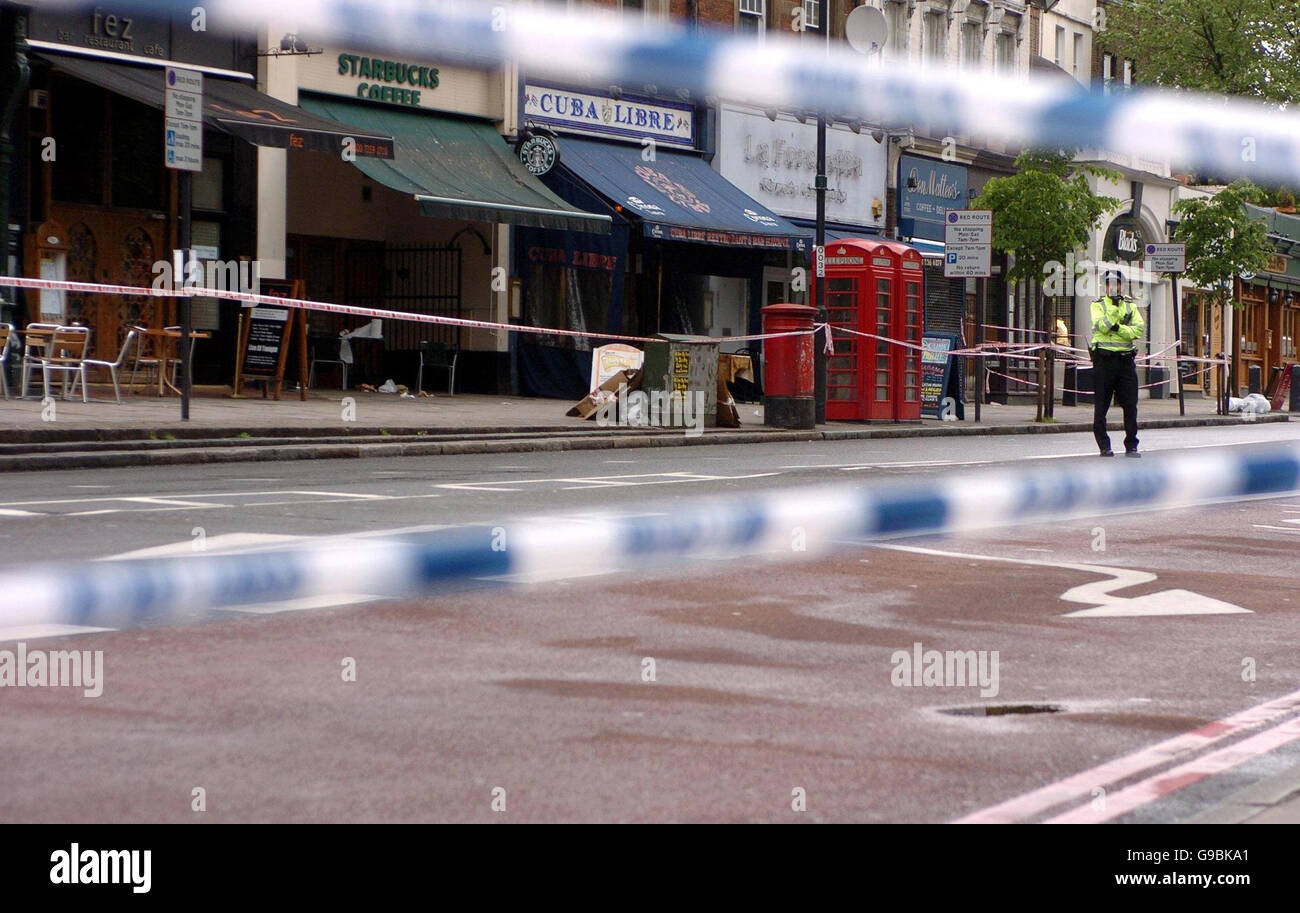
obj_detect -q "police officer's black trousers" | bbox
[1091,349,1139,453]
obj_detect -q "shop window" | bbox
[1282,304,1299,360]
[192,157,225,212]
[110,94,165,211]
[50,77,106,205]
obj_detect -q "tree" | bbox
[1172,180,1274,306]
[972,150,1120,420]
[1172,180,1275,405]
[1102,0,1300,104]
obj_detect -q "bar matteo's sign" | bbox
[524,84,694,147]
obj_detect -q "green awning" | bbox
[299,95,610,234]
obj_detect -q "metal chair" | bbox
[37,325,91,403]
[416,340,458,395]
[308,336,348,390]
[18,322,61,399]
[76,328,138,404]
[0,324,13,400]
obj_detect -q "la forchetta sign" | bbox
[717,105,886,226]
[523,84,695,147]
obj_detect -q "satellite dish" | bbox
[845,4,888,55]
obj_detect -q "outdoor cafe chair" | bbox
[0,323,12,400]
[37,325,91,403]
[18,322,62,399]
[416,340,458,395]
[75,327,138,405]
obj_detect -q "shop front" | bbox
[281,49,608,393]
[514,84,809,399]
[896,152,970,339]
[1233,206,1300,400]
[11,4,390,379]
[714,103,887,309]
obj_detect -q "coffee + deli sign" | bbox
[335,53,439,107]
[298,48,500,118]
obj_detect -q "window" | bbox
[1072,32,1083,79]
[623,0,645,16]
[802,0,820,30]
[738,0,764,36]
[1054,25,1065,66]
[995,30,1016,72]
[923,12,947,64]
[1102,52,1113,93]
[961,21,982,67]
[884,1,909,58]
[1123,58,1133,88]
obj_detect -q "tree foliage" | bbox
[1103,0,1300,103]
[972,150,1120,283]
[1172,180,1275,306]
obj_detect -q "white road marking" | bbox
[0,508,41,517]
[436,471,780,492]
[878,544,1251,617]
[226,593,388,615]
[100,533,308,561]
[0,623,114,643]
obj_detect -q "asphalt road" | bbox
[2,420,1299,822]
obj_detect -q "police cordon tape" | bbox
[0,275,1229,373]
[39,0,1300,189]
[2,441,1298,630]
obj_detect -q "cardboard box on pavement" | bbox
[566,369,643,419]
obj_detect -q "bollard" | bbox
[1248,364,1262,395]
[1291,364,1300,413]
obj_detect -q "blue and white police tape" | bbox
[36,0,1300,189]
[2,440,1298,631]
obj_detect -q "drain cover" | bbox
[940,703,1064,717]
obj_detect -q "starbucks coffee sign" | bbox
[1103,214,1147,262]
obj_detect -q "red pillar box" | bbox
[761,303,817,429]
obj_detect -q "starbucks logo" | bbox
[518,134,558,176]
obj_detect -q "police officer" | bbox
[1090,271,1144,457]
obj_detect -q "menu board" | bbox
[233,279,307,400]
[241,306,291,377]
[921,333,957,418]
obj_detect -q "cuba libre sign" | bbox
[524,84,694,147]
[1103,214,1146,263]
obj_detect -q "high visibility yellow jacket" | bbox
[1090,296,1144,353]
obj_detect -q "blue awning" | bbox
[555,137,810,251]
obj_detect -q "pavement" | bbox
[2,423,1300,823]
[0,381,1288,471]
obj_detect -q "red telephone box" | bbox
[817,239,924,421]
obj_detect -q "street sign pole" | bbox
[164,66,202,421]
[1146,242,1187,417]
[1172,273,1185,416]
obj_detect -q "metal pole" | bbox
[178,170,192,420]
[814,112,827,424]
[975,276,984,422]
[1171,273,1185,416]
[0,7,30,325]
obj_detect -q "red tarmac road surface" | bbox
[1,496,1298,822]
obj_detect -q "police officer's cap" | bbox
[1102,270,1123,284]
